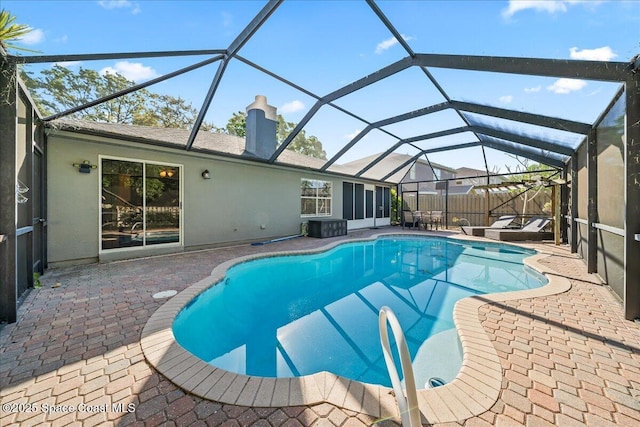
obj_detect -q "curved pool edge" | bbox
[140,232,571,423]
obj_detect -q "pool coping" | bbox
[140,232,571,424]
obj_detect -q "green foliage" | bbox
[143,177,165,201]
[391,188,400,223]
[23,65,222,130]
[223,111,327,160]
[146,211,179,227]
[226,111,247,137]
[33,272,41,289]
[277,115,327,160]
[134,94,198,129]
[0,9,37,53]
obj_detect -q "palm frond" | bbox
[0,9,39,53]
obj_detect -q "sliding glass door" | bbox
[144,163,180,246]
[101,158,181,251]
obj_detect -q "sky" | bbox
[5,0,640,174]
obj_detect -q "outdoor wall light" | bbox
[201,169,211,179]
[73,160,97,174]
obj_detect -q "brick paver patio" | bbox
[1,228,639,426]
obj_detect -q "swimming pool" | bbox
[173,236,547,387]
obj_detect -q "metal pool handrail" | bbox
[379,306,421,427]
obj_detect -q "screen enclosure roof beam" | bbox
[451,100,592,135]
[234,54,404,150]
[355,126,471,177]
[269,56,415,163]
[42,55,224,122]
[470,125,576,156]
[6,49,227,64]
[185,0,283,151]
[414,53,631,82]
[479,138,566,169]
[380,142,482,182]
[321,102,451,171]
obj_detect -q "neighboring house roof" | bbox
[455,167,507,181]
[340,152,455,183]
[46,118,353,175]
[417,157,456,174]
[455,167,487,178]
[453,167,508,192]
[447,184,476,195]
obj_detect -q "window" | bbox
[101,157,181,250]
[301,179,332,216]
[342,182,353,220]
[376,186,391,218]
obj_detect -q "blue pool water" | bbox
[173,236,547,387]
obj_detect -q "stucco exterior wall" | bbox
[47,131,387,265]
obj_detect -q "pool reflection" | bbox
[173,237,546,386]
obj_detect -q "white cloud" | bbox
[502,0,604,18]
[19,28,45,45]
[98,0,141,14]
[569,46,617,61]
[499,95,513,104]
[54,35,69,43]
[100,61,158,82]
[375,34,413,54]
[345,129,362,140]
[221,11,233,28]
[98,0,129,9]
[279,100,305,114]
[547,78,587,94]
[502,1,567,18]
[53,61,82,68]
[524,85,542,93]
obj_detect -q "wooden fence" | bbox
[401,191,552,227]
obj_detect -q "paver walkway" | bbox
[1,229,639,426]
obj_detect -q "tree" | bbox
[224,111,327,160]
[505,156,555,217]
[277,115,327,160]
[24,65,221,130]
[1,11,41,103]
[27,65,150,121]
[133,94,198,129]
[226,111,247,137]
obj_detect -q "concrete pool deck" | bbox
[1,227,639,426]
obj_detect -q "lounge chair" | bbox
[402,210,420,229]
[461,215,517,237]
[484,216,553,241]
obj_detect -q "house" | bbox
[341,154,511,196]
[450,167,508,194]
[341,153,456,194]
[44,96,393,266]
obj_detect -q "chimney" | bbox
[245,95,277,159]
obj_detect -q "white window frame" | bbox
[98,155,184,253]
[300,178,332,217]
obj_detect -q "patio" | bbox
[1,228,639,427]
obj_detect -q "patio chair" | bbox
[401,210,420,229]
[423,210,443,230]
[484,216,553,241]
[461,215,517,237]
